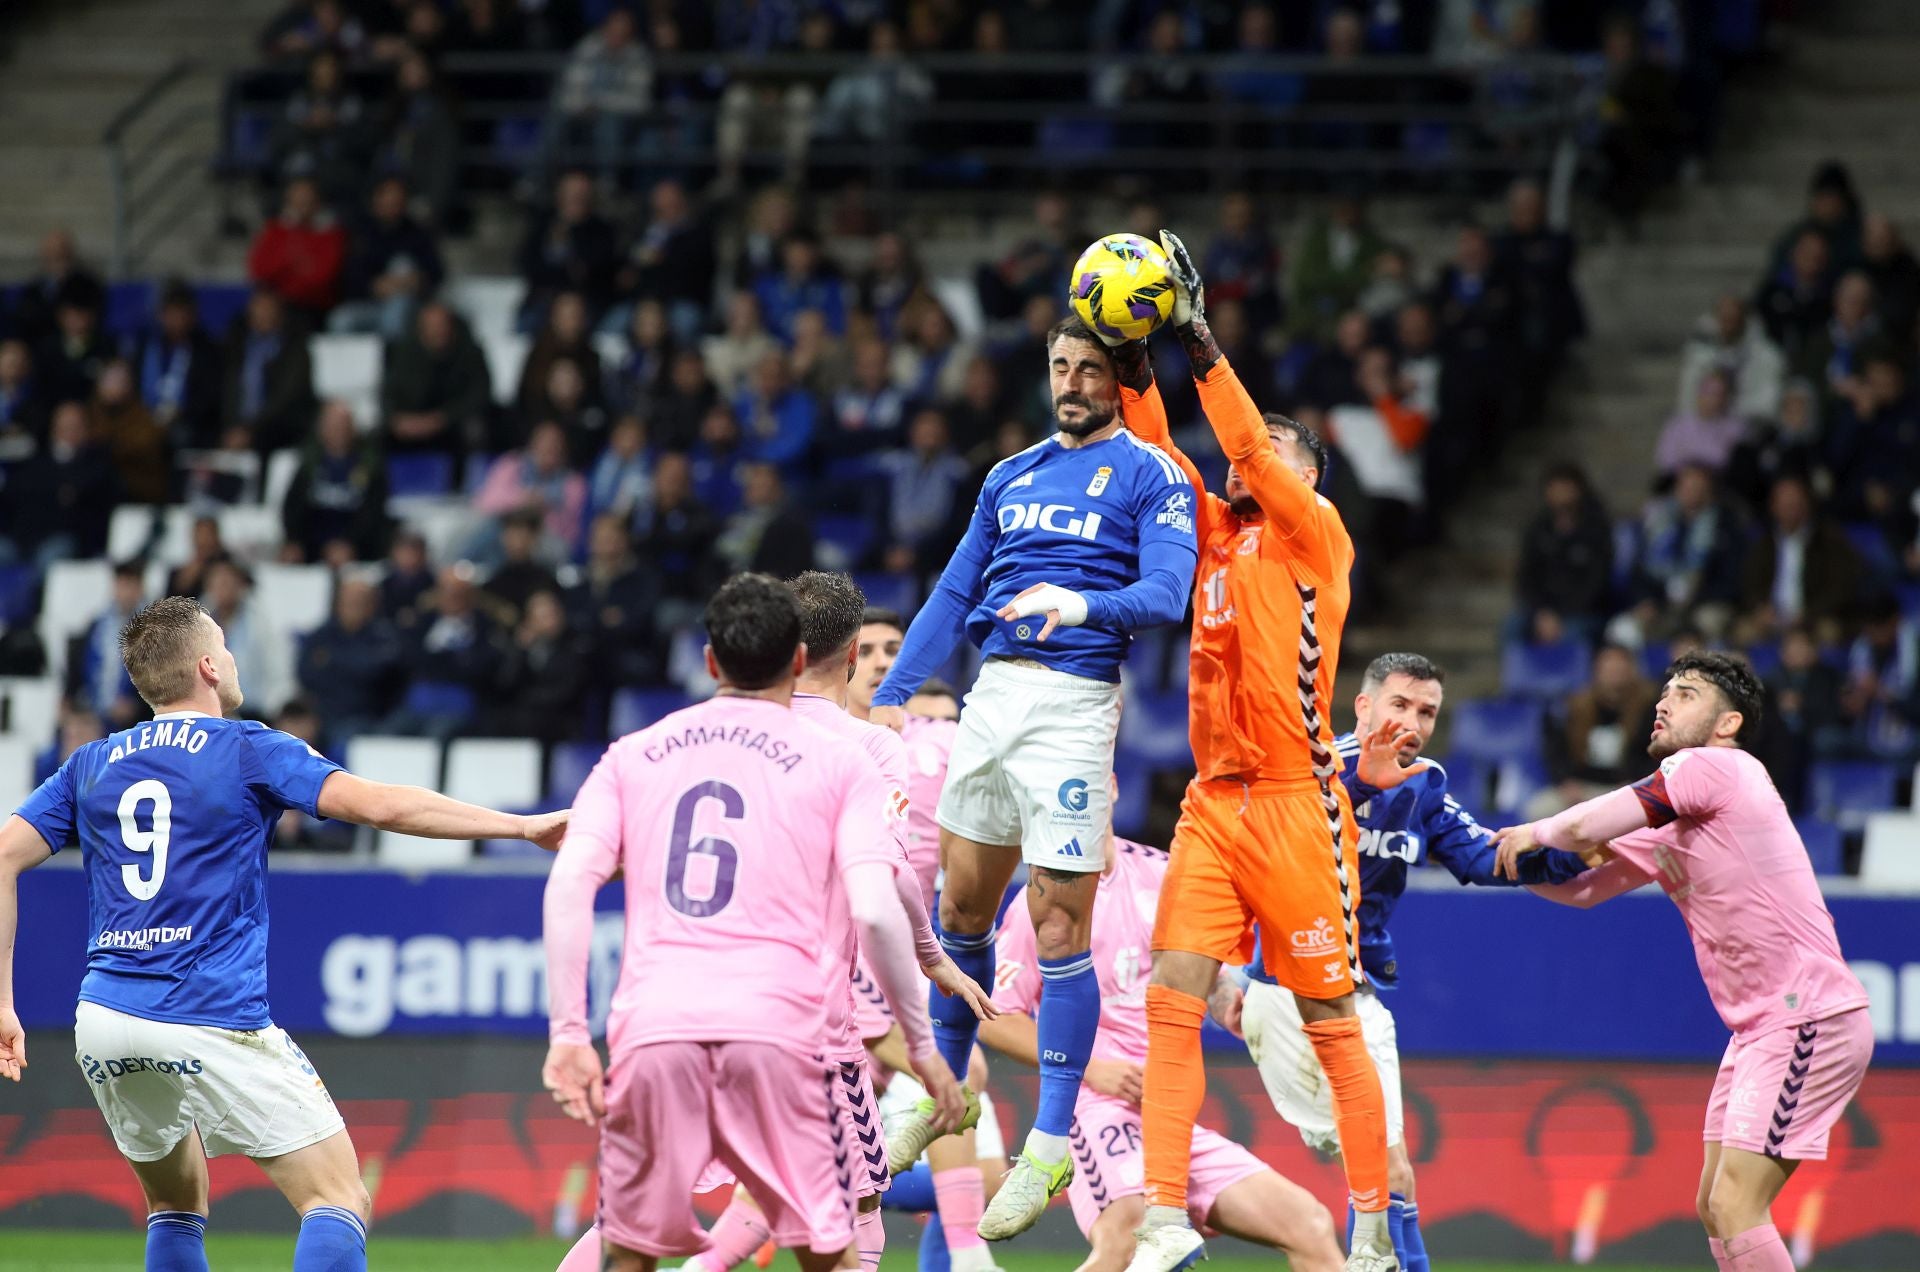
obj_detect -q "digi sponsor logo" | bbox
[997,502,1104,541]
[81,1053,204,1085]
[1290,917,1340,959]
[1357,827,1420,864]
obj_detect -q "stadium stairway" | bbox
[1364,0,1920,726]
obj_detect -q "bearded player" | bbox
[869,318,1199,1238]
[1114,231,1396,1272]
[1496,652,1872,1272]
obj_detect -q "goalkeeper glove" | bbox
[1159,228,1222,374]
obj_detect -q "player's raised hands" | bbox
[0,1006,25,1082]
[1354,719,1430,792]
[869,704,907,734]
[542,1041,606,1126]
[1085,1058,1144,1106]
[522,810,571,852]
[925,954,1002,1023]
[1157,229,1205,327]
[908,1048,969,1133]
[998,582,1088,643]
[1490,822,1543,880]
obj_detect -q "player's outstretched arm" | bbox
[0,816,54,1083]
[1492,782,1652,879]
[1112,347,1225,547]
[542,757,623,1125]
[1526,856,1657,908]
[317,771,569,846]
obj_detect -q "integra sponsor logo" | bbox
[81,1052,204,1084]
[97,925,193,951]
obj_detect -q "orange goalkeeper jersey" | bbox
[1121,359,1354,786]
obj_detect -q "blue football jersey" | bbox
[14,711,342,1029]
[875,430,1198,699]
[1249,732,1586,989]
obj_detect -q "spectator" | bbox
[1288,195,1388,342]
[282,399,391,564]
[298,577,404,748]
[520,353,609,463]
[650,348,718,452]
[2,402,115,568]
[546,6,652,181]
[381,300,491,457]
[1356,244,1416,325]
[391,563,499,739]
[734,184,800,290]
[876,406,971,574]
[473,420,588,558]
[7,228,103,349]
[1494,176,1587,373]
[816,20,933,145]
[565,512,661,687]
[1755,229,1834,362]
[946,354,1008,462]
[0,339,45,454]
[517,170,621,322]
[201,560,292,715]
[1093,11,1204,148]
[1431,223,1515,362]
[1798,269,1881,396]
[827,337,909,458]
[789,308,850,400]
[1726,378,1824,513]
[975,191,1078,323]
[890,298,976,406]
[1862,212,1920,345]
[1325,345,1429,553]
[1300,8,1400,157]
[331,175,444,338]
[702,291,781,399]
[74,562,145,726]
[1756,621,1846,811]
[1630,463,1746,640]
[486,589,590,742]
[1738,473,1863,645]
[715,461,815,578]
[1203,191,1282,331]
[606,298,676,416]
[712,24,821,192]
[857,231,925,343]
[378,527,434,630]
[483,510,562,620]
[754,232,848,343]
[633,451,720,626]
[379,48,461,230]
[1837,593,1920,760]
[1592,15,1684,230]
[35,703,107,784]
[36,289,114,407]
[733,350,817,475]
[130,281,225,450]
[166,515,230,598]
[88,359,167,506]
[583,414,653,528]
[260,0,367,63]
[249,175,349,321]
[221,288,317,453]
[637,11,721,181]
[1767,161,1863,278]
[269,51,368,209]
[1823,351,1920,523]
[1656,368,1747,478]
[517,291,603,422]
[1517,463,1615,646]
[688,403,747,518]
[1676,293,1786,423]
[614,178,716,340]
[1532,644,1657,816]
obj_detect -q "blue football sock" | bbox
[294,1204,367,1272]
[1348,1195,1408,1264]
[1032,952,1100,1143]
[1402,1201,1429,1272]
[930,927,995,1080]
[145,1210,208,1272]
[883,1162,937,1212]
[918,1210,951,1272]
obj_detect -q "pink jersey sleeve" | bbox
[865,726,941,965]
[835,756,936,1058]
[1639,747,1740,822]
[544,748,626,1045]
[1533,785,1651,852]
[991,890,1042,1017]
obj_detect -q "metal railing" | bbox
[102,57,220,278]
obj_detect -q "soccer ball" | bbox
[1068,233,1176,343]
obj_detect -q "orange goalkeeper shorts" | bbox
[1150,775,1363,1000]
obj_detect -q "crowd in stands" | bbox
[1513,159,1920,828]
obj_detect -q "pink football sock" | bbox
[855,1207,886,1271]
[933,1167,987,1248]
[556,1226,601,1272]
[1724,1223,1795,1272]
[698,1199,774,1272]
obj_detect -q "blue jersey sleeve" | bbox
[1081,472,1198,631]
[242,723,344,818]
[12,748,82,853]
[874,481,998,708]
[1419,775,1586,886]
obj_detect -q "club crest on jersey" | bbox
[1086,466,1113,497]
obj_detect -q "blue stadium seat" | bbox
[0,565,38,627]
[1639,642,1672,683]
[194,284,251,336]
[227,110,274,170]
[1112,750,1151,839]
[815,514,875,566]
[492,116,545,169]
[1842,523,1899,585]
[610,688,692,738]
[1446,698,1543,765]
[104,282,154,339]
[1743,642,1782,678]
[852,571,919,617]
[1500,639,1590,701]
[400,681,476,721]
[1037,116,1114,157]
[1794,816,1844,876]
[387,453,456,497]
[1125,626,1170,693]
[548,740,602,803]
[1433,753,1485,809]
[1611,519,1640,594]
[1118,689,1191,767]
[1898,581,1920,621]
[1808,759,1898,831]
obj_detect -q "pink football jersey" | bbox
[792,693,913,1060]
[1550,746,1868,1038]
[900,714,958,907]
[993,838,1165,1069]
[550,696,897,1056]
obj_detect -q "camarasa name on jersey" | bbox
[105,717,212,763]
[640,722,806,772]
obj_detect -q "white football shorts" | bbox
[936,658,1121,873]
[74,1000,346,1162]
[1241,981,1404,1155]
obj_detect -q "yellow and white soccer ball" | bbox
[1067,233,1176,343]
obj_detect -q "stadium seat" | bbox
[1859,811,1920,888]
[1434,753,1486,809]
[107,505,161,561]
[387,452,456,497]
[610,688,692,738]
[1117,689,1192,767]
[446,738,542,809]
[1638,641,1672,683]
[394,501,481,567]
[346,736,465,869]
[103,281,155,339]
[1793,816,1844,876]
[263,449,302,511]
[1743,642,1782,678]
[0,565,37,626]
[218,506,282,561]
[254,563,333,635]
[0,736,34,819]
[481,332,530,405]
[0,676,59,745]
[1842,523,1899,585]
[37,559,112,681]
[1808,759,1899,831]
[444,275,524,343]
[310,333,383,425]
[852,571,919,617]
[814,515,876,570]
[194,283,251,335]
[154,506,197,565]
[548,740,602,803]
[1445,698,1543,765]
[1500,639,1590,700]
